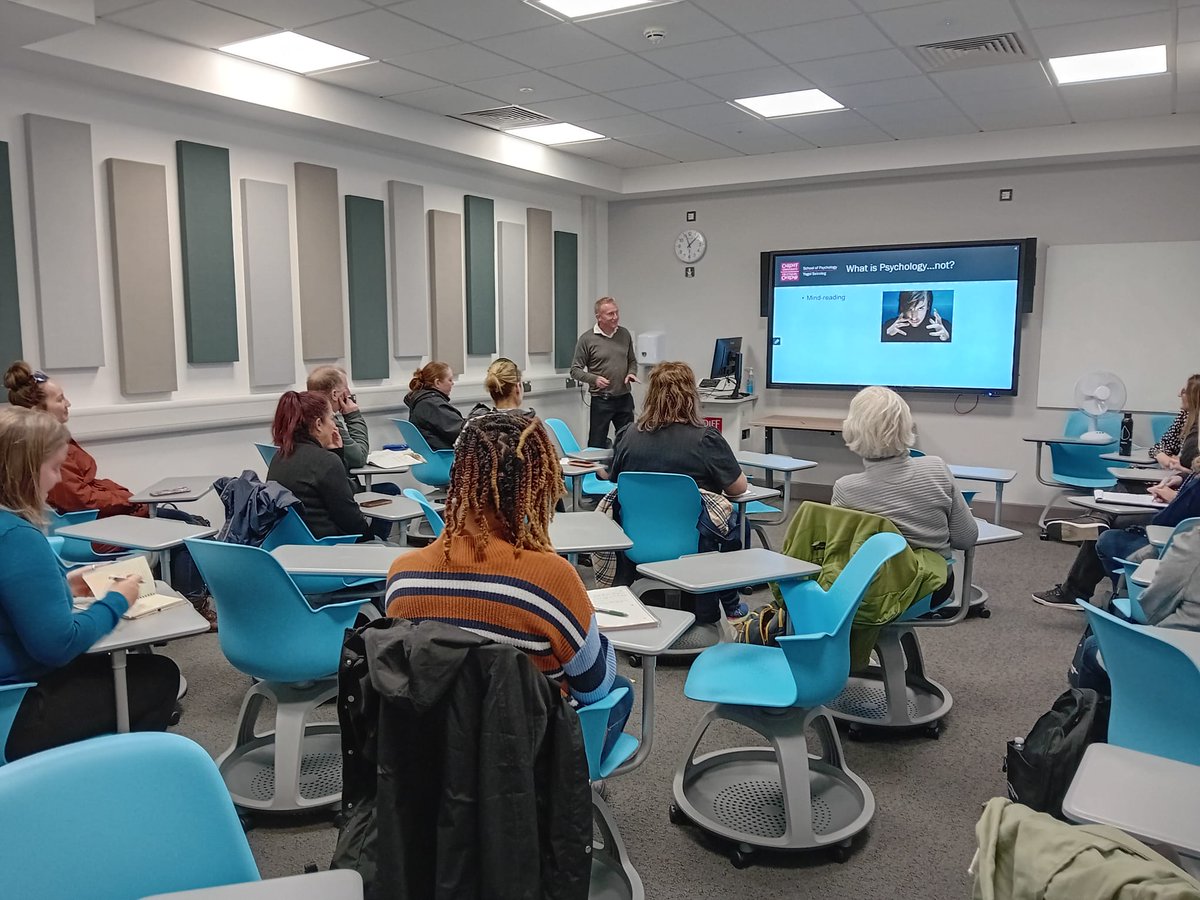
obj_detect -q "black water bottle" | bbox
[1119,413,1133,456]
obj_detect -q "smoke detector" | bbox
[644,26,665,45]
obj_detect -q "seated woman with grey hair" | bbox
[832,386,978,606]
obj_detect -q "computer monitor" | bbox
[711,337,743,379]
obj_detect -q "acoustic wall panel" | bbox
[497,222,526,365]
[176,141,238,363]
[345,195,389,381]
[553,231,578,370]
[0,142,20,365]
[526,208,552,354]
[388,180,428,358]
[294,162,344,360]
[240,179,296,387]
[463,194,496,355]
[427,209,464,373]
[24,114,104,368]
[105,159,178,394]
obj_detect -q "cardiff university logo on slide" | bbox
[779,261,800,282]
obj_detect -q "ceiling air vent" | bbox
[912,32,1032,71]
[451,105,553,130]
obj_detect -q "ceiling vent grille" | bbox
[451,105,553,130]
[912,32,1032,71]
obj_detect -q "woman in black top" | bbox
[267,391,372,541]
[404,362,464,451]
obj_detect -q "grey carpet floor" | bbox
[160,519,1092,899]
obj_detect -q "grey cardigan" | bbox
[1139,522,1200,631]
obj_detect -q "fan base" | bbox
[1079,430,1113,443]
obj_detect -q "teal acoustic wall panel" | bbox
[345,195,389,381]
[463,194,496,355]
[526,208,552,355]
[105,159,178,394]
[176,141,238,364]
[0,142,20,366]
[388,180,429,358]
[294,162,344,360]
[24,114,104,368]
[553,231,578,370]
[240,179,296,387]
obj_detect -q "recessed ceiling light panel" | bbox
[523,0,681,23]
[505,123,607,145]
[1048,45,1166,85]
[731,89,844,119]
[219,32,369,74]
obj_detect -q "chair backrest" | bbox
[46,508,113,563]
[392,419,454,487]
[402,488,445,537]
[254,442,278,466]
[616,472,701,565]
[0,732,259,898]
[260,508,357,551]
[1162,516,1200,557]
[1050,411,1121,481]
[544,418,583,455]
[0,683,33,766]
[1081,604,1200,766]
[186,539,362,682]
[908,448,925,458]
[776,532,907,708]
[1149,412,1177,445]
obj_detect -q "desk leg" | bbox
[764,426,774,455]
[147,503,158,519]
[160,550,173,586]
[111,648,130,733]
[573,478,581,512]
[993,483,1005,526]
[613,655,655,778]
[397,521,408,546]
[363,474,373,490]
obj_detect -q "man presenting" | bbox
[571,296,638,449]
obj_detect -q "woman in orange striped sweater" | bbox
[386,411,632,756]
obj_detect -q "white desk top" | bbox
[549,512,632,554]
[1131,558,1160,587]
[129,476,220,505]
[141,870,364,900]
[1147,524,1173,548]
[604,606,696,655]
[727,484,782,504]
[355,493,438,522]
[1067,496,1158,518]
[57,516,217,551]
[1100,451,1156,466]
[271,544,410,577]
[90,592,209,654]
[565,448,613,463]
[1109,467,1169,483]
[975,519,1023,546]
[1152,624,1200,662]
[1023,434,1111,446]
[734,451,818,473]
[560,462,602,479]
[637,548,819,593]
[1064,743,1200,858]
[349,464,410,477]
[948,464,1017,483]
[698,395,757,405]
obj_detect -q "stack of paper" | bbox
[587,586,659,631]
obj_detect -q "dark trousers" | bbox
[587,393,635,450]
[1063,529,1150,599]
[5,653,180,761]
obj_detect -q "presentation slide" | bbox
[768,243,1022,392]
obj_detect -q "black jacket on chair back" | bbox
[332,618,592,900]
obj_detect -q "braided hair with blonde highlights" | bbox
[441,412,565,561]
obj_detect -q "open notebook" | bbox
[587,586,659,632]
[1093,490,1167,508]
[367,448,426,468]
[77,557,187,620]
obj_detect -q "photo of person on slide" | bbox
[881,290,953,343]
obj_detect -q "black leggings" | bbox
[5,653,180,761]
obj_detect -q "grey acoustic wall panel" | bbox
[345,195,389,381]
[497,222,526,365]
[240,179,296,387]
[427,209,464,374]
[105,159,178,394]
[176,141,238,364]
[463,194,496,355]
[388,180,428,358]
[553,231,578,370]
[294,162,344,360]
[0,142,20,366]
[526,208,552,354]
[24,114,104,368]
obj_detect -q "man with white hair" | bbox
[570,296,638,449]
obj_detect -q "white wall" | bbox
[608,156,1200,508]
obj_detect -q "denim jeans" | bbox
[602,674,635,759]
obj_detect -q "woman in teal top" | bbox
[0,407,180,760]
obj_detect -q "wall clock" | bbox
[674,228,707,263]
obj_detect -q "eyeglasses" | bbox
[32,370,48,384]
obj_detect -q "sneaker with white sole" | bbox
[1031,585,1086,610]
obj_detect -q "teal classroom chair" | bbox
[390,419,454,490]
[47,509,129,565]
[1149,412,1177,447]
[544,418,609,501]
[186,539,363,816]
[402,488,445,537]
[1080,603,1200,767]
[1110,558,1149,624]
[0,682,34,766]
[254,442,278,467]
[1036,411,1121,527]
[0,732,260,899]
[260,508,381,598]
[671,532,907,867]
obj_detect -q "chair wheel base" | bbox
[627,654,642,668]
[730,845,753,869]
[828,841,852,864]
[668,802,685,825]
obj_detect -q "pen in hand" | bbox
[595,607,628,617]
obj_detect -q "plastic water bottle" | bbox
[744,368,755,396]
[1119,413,1133,456]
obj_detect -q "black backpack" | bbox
[1003,687,1109,820]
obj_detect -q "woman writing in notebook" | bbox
[0,407,181,760]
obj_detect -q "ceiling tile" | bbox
[772,109,894,146]
[314,61,443,96]
[691,0,859,33]
[869,0,1024,47]
[1031,12,1173,58]
[621,127,743,162]
[931,61,1052,96]
[640,35,777,79]
[108,0,271,47]
[963,106,1071,131]
[390,43,526,82]
[384,0,549,41]
[831,75,943,107]
[577,3,733,52]
[748,15,893,64]
[1181,6,1200,43]
[386,84,501,114]
[690,66,814,99]
[546,54,675,92]
[850,0,935,10]
[793,48,922,87]
[299,9,458,60]
[568,112,671,137]
[476,24,623,69]
[460,71,587,104]
[201,0,372,29]
[1060,72,1173,122]
[696,119,816,154]
[872,114,978,140]
[556,140,676,168]
[655,102,750,129]
[96,0,159,15]
[1012,0,1172,30]
[949,84,1066,115]
[1179,41,1200,93]
[603,80,717,112]
[529,94,637,121]
[854,96,964,125]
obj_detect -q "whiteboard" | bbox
[1038,241,1200,411]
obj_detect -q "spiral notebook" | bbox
[1093,490,1167,508]
[587,586,659,632]
[77,557,187,619]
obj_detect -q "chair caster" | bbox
[668,802,685,826]
[977,607,992,619]
[924,721,941,739]
[627,654,642,668]
[238,812,255,832]
[828,841,852,864]
[846,725,864,741]
[730,845,754,869]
